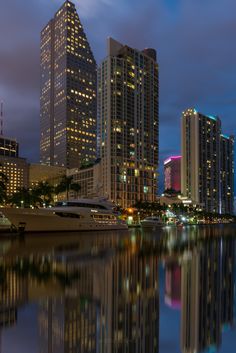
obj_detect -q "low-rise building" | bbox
[67,162,103,199]
[158,195,202,209]
[29,164,66,188]
[0,136,19,158]
[0,155,29,196]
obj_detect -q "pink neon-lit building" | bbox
[164,155,181,192]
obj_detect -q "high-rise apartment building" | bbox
[98,38,159,208]
[220,134,234,214]
[164,156,181,192]
[40,0,97,168]
[181,108,234,214]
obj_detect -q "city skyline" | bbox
[1,2,236,352]
[0,0,235,189]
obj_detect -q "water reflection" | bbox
[180,237,235,353]
[0,226,235,353]
[165,261,181,310]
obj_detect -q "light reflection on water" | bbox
[0,225,236,353]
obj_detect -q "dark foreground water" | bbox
[0,225,236,353]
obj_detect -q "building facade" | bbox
[0,156,29,197]
[40,0,97,168]
[164,156,181,192]
[0,136,19,157]
[181,108,234,214]
[67,161,103,199]
[98,38,159,208]
[220,135,234,214]
[29,163,66,188]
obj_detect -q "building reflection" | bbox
[38,297,100,353]
[221,238,235,330]
[164,261,181,310]
[180,237,235,353]
[0,233,159,353]
[0,269,28,328]
[95,249,159,353]
[0,230,235,353]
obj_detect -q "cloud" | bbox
[53,0,113,18]
[0,0,235,191]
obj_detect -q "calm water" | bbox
[0,225,235,353]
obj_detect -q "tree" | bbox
[70,183,81,198]
[163,188,180,196]
[9,187,31,208]
[33,181,55,206]
[80,161,94,170]
[133,201,167,218]
[55,175,81,200]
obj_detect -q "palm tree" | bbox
[9,187,31,208]
[33,181,55,206]
[70,182,81,199]
[55,175,81,200]
[163,188,180,196]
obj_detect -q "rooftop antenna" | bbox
[0,101,3,135]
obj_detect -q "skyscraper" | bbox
[40,0,97,168]
[164,156,181,192]
[98,38,159,208]
[220,134,234,214]
[181,108,234,214]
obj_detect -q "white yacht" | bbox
[141,216,164,229]
[0,199,128,233]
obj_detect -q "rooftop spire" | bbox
[0,101,3,136]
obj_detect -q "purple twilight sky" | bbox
[0,0,235,190]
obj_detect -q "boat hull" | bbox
[1,208,128,233]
